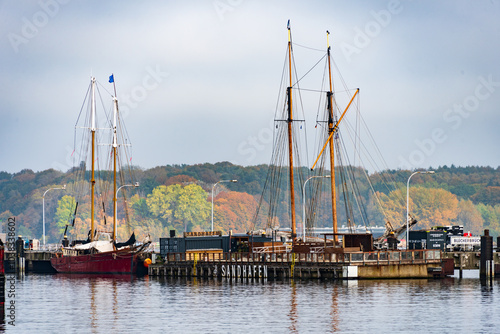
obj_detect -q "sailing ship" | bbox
[253,21,406,252]
[51,75,151,274]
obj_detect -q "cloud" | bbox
[1,0,500,173]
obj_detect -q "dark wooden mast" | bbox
[326,32,339,243]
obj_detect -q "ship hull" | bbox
[50,249,139,274]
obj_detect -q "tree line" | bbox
[0,163,499,243]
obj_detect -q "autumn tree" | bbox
[0,210,14,230]
[378,187,459,230]
[411,188,459,229]
[54,195,93,241]
[213,191,258,233]
[146,183,210,233]
[165,174,197,186]
[471,186,500,206]
[456,200,484,235]
[477,203,500,237]
[376,189,406,226]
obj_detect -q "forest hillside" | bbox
[1,163,499,243]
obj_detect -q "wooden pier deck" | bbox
[4,251,56,273]
[8,249,499,277]
[149,249,450,279]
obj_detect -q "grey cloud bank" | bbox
[1,0,499,173]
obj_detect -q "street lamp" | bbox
[43,184,66,246]
[302,175,331,240]
[211,179,237,232]
[114,182,139,240]
[406,171,435,249]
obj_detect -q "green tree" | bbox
[130,194,151,219]
[146,184,210,233]
[146,184,182,224]
[54,195,77,236]
[175,184,211,232]
[477,203,500,237]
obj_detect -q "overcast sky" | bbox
[1,0,499,174]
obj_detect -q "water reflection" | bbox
[54,274,139,334]
[288,280,297,333]
[330,283,339,332]
[112,280,118,331]
[9,274,500,333]
[90,278,97,333]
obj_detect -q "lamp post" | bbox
[406,171,435,249]
[211,179,237,232]
[115,182,139,217]
[43,184,66,246]
[114,182,139,240]
[302,175,331,240]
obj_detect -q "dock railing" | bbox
[162,249,442,266]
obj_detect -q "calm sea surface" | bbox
[2,271,499,333]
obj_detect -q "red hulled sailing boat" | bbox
[51,75,150,274]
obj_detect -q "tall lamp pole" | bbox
[302,175,331,240]
[406,171,435,249]
[43,184,66,246]
[211,179,237,232]
[114,182,139,241]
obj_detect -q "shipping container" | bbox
[159,237,186,256]
[160,234,275,256]
[185,236,224,251]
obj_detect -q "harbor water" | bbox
[3,271,500,333]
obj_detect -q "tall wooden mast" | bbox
[287,21,297,243]
[90,77,96,242]
[311,32,359,241]
[112,96,118,242]
[326,31,338,243]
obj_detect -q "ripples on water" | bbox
[4,271,500,333]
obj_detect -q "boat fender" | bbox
[144,258,152,268]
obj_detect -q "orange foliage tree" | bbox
[378,187,459,230]
[456,199,484,235]
[165,175,197,186]
[411,187,459,229]
[213,191,258,233]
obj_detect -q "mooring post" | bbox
[15,236,25,274]
[459,253,463,279]
[480,229,493,283]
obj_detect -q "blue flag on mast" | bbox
[109,74,114,83]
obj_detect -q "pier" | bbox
[443,252,500,271]
[8,247,500,278]
[4,250,56,273]
[148,249,452,279]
